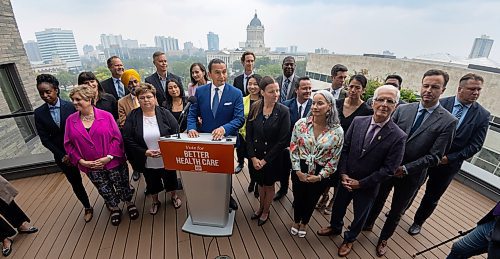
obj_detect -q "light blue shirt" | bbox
[452,96,471,128]
[48,98,61,127]
[413,101,440,126]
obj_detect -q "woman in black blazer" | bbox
[78,72,119,120]
[123,83,181,215]
[246,76,291,226]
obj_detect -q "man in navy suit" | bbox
[187,58,245,210]
[233,51,255,97]
[409,73,490,235]
[145,51,183,107]
[233,51,255,174]
[276,56,300,103]
[101,56,128,100]
[317,85,407,257]
[34,74,93,222]
[274,77,312,201]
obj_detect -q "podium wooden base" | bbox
[182,211,235,236]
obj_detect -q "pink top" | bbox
[64,107,126,173]
[187,82,197,97]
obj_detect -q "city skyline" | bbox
[11,0,500,62]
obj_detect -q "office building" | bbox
[35,28,82,71]
[469,35,494,59]
[24,40,42,63]
[154,36,179,52]
[207,32,219,51]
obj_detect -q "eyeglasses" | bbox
[139,95,155,100]
[374,98,396,105]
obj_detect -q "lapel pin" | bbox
[378,136,381,140]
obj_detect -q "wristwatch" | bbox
[106,155,114,160]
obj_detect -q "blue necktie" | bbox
[409,109,427,136]
[280,79,290,103]
[116,79,124,98]
[212,87,220,117]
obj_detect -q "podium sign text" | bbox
[159,139,234,174]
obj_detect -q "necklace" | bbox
[81,114,95,121]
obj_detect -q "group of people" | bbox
[11,48,494,258]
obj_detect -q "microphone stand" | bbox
[177,112,187,139]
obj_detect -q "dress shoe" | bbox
[250,211,262,220]
[376,240,388,257]
[338,242,353,257]
[229,196,238,210]
[316,226,341,236]
[408,223,422,235]
[273,191,286,201]
[258,215,269,226]
[132,170,140,181]
[234,163,244,174]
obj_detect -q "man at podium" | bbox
[187,58,245,211]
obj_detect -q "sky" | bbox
[10,0,500,62]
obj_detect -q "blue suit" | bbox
[187,83,244,136]
[283,98,312,134]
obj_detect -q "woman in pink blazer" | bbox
[64,85,138,226]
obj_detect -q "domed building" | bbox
[245,12,268,54]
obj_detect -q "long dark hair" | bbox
[189,63,208,85]
[164,78,186,110]
[78,71,105,99]
[248,76,275,122]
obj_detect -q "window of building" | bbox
[0,64,36,142]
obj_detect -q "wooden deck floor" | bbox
[6,163,495,259]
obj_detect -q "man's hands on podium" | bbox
[187,127,226,140]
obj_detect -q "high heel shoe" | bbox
[250,211,262,220]
[258,213,269,226]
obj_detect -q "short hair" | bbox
[373,84,401,103]
[331,64,348,77]
[348,74,368,88]
[422,69,449,87]
[240,51,256,63]
[459,73,484,86]
[134,82,157,97]
[36,74,60,96]
[77,71,105,94]
[69,85,95,102]
[189,63,208,85]
[106,56,120,68]
[208,58,226,72]
[282,56,295,64]
[152,51,165,60]
[385,74,403,86]
[296,76,311,89]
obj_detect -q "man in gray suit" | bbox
[330,64,348,100]
[364,69,458,257]
[276,56,299,103]
[145,51,183,107]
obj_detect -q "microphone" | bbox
[177,96,197,138]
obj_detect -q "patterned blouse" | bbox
[290,116,344,179]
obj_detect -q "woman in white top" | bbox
[123,83,182,215]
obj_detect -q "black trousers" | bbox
[0,217,16,240]
[413,161,462,226]
[365,172,426,241]
[0,200,30,233]
[330,185,377,242]
[236,133,247,165]
[278,149,292,193]
[291,172,325,225]
[57,160,91,209]
[143,168,178,195]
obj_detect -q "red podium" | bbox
[159,133,236,236]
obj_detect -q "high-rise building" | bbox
[123,39,139,49]
[82,44,94,55]
[469,35,494,59]
[100,34,123,49]
[289,46,298,54]
[24,40,42,62]
[154,36,179,52]
[35,28,82,71]
[207,32,219,51]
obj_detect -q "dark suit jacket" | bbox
[101,77,129,100]
[392,102,457,178]
[122,106,179,171]
[233,74,250,97]
[283,98,312,132]
[276,75,300,102]
[440,96,490,164]
[34,99,76,163]
[187,83,244,136]
[145,72,183,108]
[246,103,291,164]
[339,116,407,192]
